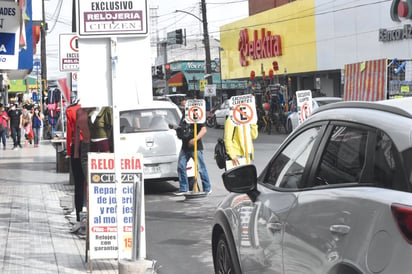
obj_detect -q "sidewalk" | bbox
[0,140,118,273]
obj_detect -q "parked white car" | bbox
[117,101,194,182]
[286,97,342,133]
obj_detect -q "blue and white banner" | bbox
[0,1,21,69]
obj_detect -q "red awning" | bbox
[168,72,184,87]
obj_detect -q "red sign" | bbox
[238,28,282,67]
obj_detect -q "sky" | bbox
[41,0,249,80]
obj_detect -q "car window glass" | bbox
[264,127,321,189]
[314,126,367,185]
[119,108,179,133]
[373,131,405,190]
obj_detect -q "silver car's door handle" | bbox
[330,224,350,235]
[267,222,282,234]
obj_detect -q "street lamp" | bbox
[175,0,212,88]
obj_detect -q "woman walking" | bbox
[32,106,43,147]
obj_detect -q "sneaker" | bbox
[18,144,22,148]
[174,191,189,196]
[12,146,18,150]
[206,190,212,195]
[70,222,82,233]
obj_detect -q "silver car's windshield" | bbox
[119,108,180,133]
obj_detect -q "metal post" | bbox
[41,0,47,102]
[164,42,168,95]
[201,0,212,86]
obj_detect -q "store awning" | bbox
[168,72,184,87]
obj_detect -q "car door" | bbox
[239,125,324,273]
[282,123,381,274]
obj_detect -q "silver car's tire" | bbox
[215,233,235,274]
[286,119,293,134]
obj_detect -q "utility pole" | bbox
[201,0,212,86]
[40,0,47,103]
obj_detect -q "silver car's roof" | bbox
[314,98,412,119]
[308,98,412,151]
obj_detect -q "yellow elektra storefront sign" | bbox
[220,0,317,80]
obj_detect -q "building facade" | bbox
[220,0,412,100]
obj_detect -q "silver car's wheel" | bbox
[215,234,235,274]
[286,119,293,134]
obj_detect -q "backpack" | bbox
[214,127,236,169]
[214,138,228,169]
[176,118,193,140]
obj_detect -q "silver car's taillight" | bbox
[391,203,412,244]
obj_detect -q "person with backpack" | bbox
[175,98,212,195]
[224,116,258,169]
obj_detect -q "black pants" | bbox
[70,144,85,222]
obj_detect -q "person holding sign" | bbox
[176,99,212,195]
[224,94,259,169]
[224,117,258,169]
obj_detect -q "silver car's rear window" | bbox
[119,108,180,133]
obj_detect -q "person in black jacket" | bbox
[8,103,22,150]
[175,98,212,195]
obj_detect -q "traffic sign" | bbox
[185,99,206,124]
[199,80,207,91]
[204,84,216,96]
[229,94,257,126]
[296,90,312,125]
[300,101,312,123]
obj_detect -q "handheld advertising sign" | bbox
[296,90,313,125]
[229,94,257,126]
[185,99,206,124]
[184,99,206,194]
[228,94,257,164]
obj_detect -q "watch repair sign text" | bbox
[77,0,148,37]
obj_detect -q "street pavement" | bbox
[0,140,118,274]
[0,128,287,274]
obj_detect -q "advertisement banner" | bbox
[0,1,21,69]
[59,33,79,72]
[77,0,148,37]
[88,152,143,260]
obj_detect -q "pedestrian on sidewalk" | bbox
[32,105,43,147]
[8,103,22,150]
[22,106,33,146]
[0,103,10,150]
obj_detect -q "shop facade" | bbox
[220,0,412,100]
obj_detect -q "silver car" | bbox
[214,99,230,128]
[286,97,342,133]
[212,98,412,274]
[117,101,194,181]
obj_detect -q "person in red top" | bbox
[74,107,91,177]
[66,99,85,223]
[0,104,10,150]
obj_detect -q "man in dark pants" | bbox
[7,103,22,150]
